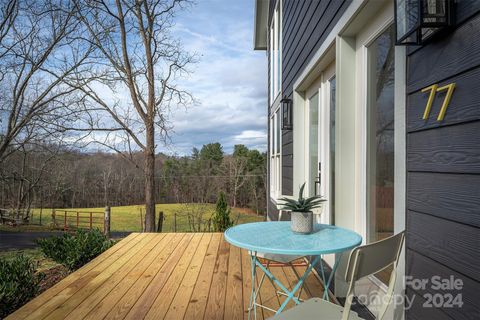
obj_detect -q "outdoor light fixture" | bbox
[394,0,454,45]
[281,97,292,130]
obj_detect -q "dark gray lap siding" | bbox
[406,4,480,319]
[278,0,350,196]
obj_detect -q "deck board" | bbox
[184,233,221,319]
[146,233,211,319]
[25,233,149,320]
[49,234,165,320]
[68,234,168,320]
[122,233,197,319]
[10,233,141,320]
[83,233,185,320]
[203,235,230,320]
[7,233,327,320]
[224,245,243,320]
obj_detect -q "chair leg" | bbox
[276,261,308,301]
[248,254,257,320]
[264,262,282,306]
[249,260,282,311]
[290,260,310,298]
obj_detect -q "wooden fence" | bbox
[52,209,108,233]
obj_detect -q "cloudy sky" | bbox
[167,0,267,156]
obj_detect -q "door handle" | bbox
[314,179,321,196]
[315,161,321,196]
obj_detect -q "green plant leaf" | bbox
[279,182,327,212]
[303,196,321,205]
[298,182,305,200]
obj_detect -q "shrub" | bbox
[37,229,114,271]
[212,191,233,232]
[0,255,43,318]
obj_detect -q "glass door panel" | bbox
[308,92,319,197]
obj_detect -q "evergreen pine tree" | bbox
[213,191,233,231]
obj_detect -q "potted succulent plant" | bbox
[279,183,326,234]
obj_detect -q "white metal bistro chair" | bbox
[269,231,405,320]
[248,211,310,313]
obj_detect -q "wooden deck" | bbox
[8,233,326,320]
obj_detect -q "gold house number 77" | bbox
[421,83,456,121]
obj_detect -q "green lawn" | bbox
[26,203,264,232]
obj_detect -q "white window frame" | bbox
[269,0,282,201]
[269,0,282,104]
[270,107,282,199]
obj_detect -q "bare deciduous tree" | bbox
[225,156,247,208]
[0,0,93,162]
[0,0,17,63]
[70,0,195,231]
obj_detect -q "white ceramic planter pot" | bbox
[291,211,313,234]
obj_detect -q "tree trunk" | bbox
[144,123,156,232]
[233,185,237,208]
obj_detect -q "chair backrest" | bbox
[341,231,405,320]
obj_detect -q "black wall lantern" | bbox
[394,0,454,45]
[280,97,292,130]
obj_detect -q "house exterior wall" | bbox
[261,0,480,318]
[404,3,480,319]
[266,0,350,220]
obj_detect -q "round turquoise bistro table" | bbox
[224,221,362,319]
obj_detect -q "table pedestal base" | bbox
[247,253,342,319]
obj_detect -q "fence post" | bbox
[52,209,56,227]
[157,211,164,233]
[64,211,67,231]
[174,213,177,232]
[90,212,93,229]
[39,208,42,226]
[104,206,111,238]
[76,211,79,229]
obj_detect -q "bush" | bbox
[37,229,114,271]
[212,191,233,232]
[0,255,43,318]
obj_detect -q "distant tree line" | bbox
[0,142,267,215]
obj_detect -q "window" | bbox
[269,1,282,200]
[270,109,281,199]
[269,1,282,103]
[329,76,336,221]
[367,24,395,283]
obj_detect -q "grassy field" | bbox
[22,203,264,232]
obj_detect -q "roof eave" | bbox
[253,0,268,50]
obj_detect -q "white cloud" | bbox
[164,0,267,155]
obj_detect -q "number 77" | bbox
[421,83,456,121]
